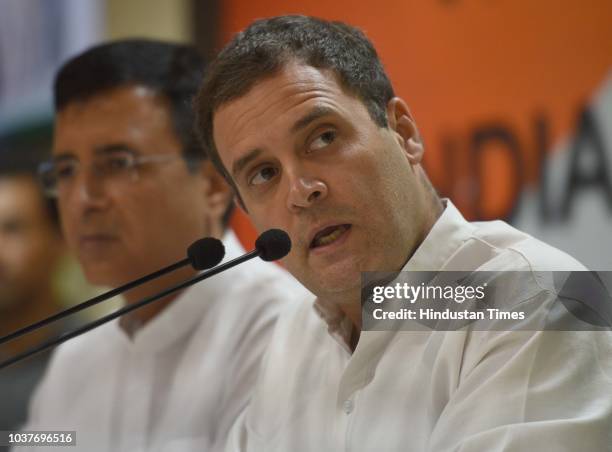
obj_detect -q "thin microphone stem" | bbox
[0,250,259,371]
[0,258,190,346]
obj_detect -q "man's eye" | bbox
[249,166,278,186]
[309,130,336,151]
[1,219,26,236]
[104,155,133,172]
[55,162,77,180]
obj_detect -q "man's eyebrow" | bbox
[232,148,262,178]
[94,143,137,155]
[230,107,335,179]
[51,152,75,162]
[291,106,335,134]
[51,144,136,162]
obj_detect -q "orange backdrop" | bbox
[224,1,612,249]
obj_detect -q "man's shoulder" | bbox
[458,219,591,315]
[468,219,587,272]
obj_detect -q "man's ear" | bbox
[386,97,424,165]
[201,161,233,239]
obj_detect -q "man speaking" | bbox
[195,16,612,451]
[17,40,308,452]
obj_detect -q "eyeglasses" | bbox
[38,149,189,198]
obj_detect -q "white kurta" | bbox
[226,201,612,452]
[15,232,311,452]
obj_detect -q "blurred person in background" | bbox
[16,39,309,452]
[0,145,65,434]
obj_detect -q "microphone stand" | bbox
[0,250,258,371]
[0,258,190,347]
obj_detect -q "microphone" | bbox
[0,237,225,347]
[0,229,291,370]
[188,237,226,270]
[256,229,291,261]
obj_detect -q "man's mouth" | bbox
[78,234,117,247]
[310,224,351,249]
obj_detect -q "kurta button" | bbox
[343,399,354,414]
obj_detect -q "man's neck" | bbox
[327,196,445,351]
[318,287,362,352]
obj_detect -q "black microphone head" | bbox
[187,237,225,270]
[255,229,292,261]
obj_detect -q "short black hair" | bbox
[0,125,59,228]
[195,15,395,191]
[55,39,234,226]
[55,39,207,164]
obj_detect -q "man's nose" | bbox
[286,173,328,212]
[70,166,109,208]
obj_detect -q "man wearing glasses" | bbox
[16,40,308,452]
